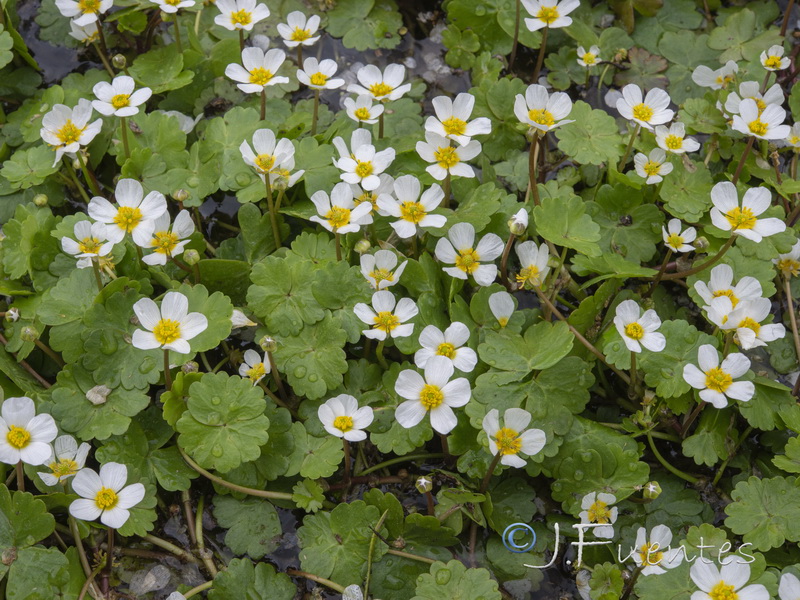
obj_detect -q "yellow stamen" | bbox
[246,362,266,383]
[748,119,768,137]
[581,53,596,65]
[624,322,644,340]
[110,94,130,109]
[642,161,661,177]
[249,67,273,86]
[419,384,443,410]
[49,458,79,479]
[56,120,84,145]
[309,72,328,86]
[369,82,392,98]
[454,248,480,274]
[354,161,374,178]
[535,5,559,23]
[494,427,522,455]
[709,581,738,600]
[664,134,683,150]
[434,146,460,169]
[325,206,351,230]
[355,192,378,211]
[436,342,456,359]
[705,367,732,393]
[78,236,103,254]
[94,487,118,510]
[373,310,399,333]
[587,500,612,524]
[737,316,760,334]
[333,415,353,432]
[291,27,311,41]
[78,0,100,13]
[515,265,541,287]
[254,153,275,173]
[400,201,426,224]
[666,233,684,249]
[638,542,664,566]
[712,289,739,307]
[528,108,555,127]
[764,55,783,70]
[152,231,179,255]
[776,258,800,277]
[441,116,467,137]
[724,206,756,230]
[230,9,252,26]
[6,425,31,450]
[113,206,143,233]
[153,318,181,345]
[369,268,394,285]
[632,103,654,122]
[353,107,372,121]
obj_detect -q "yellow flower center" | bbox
[737,316,760,334]
[152,231,180,255]
[230,9,252,26]
[249,67,273,86]
[325,206,351,230]
[664,134,683,150]
[373,310,399,333]
[436,342,456,359]
[624,322,644,340]
[638,542,664,566]
[582,53,596,65]
[789,136,800,146]
[353,107,372,121]
[78,236,103,254]
[515,265,541,287]
[355,192,378,211]
[764,55,783,70]
[78,0,99,13]
[113,206,143,233]
[709,582,738,600]
[587,500,612,524]
[632,103,654,122]
[355,161,374,178]
[441,116,467,136]
[369,82,393,98]
[111,94,131,109]
[434,146,460,169]
[254,153,275,173]
[333,415,353,432]
[246,362,266,383]
[666,233,684,249]
[497,317,509,327]
[291,27,311,41]
[712,289,739,307]
[153,318,182,345]
[400,201,426,224]
[748,119,768,137]
[6,425,31,449]
[535,5,559,23]
[49,458,79,479]
[419,384,444,410]
[754,98,766,113]
[56,120,84,145]
[369,268,394,285]
[705,367,732,393]
[776,258,800,277]
[309,72,328,86]
[95,487,118,510]
[528,108,555,127]
[643,161,661,177]
[455,248,480,274]
[724,206,757,230]
[494,427,522,455]
[164,0,181,5]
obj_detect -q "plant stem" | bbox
[365,509,389,600]
[375,339,388,369]
[95,21,110,62]
[105,528,114,589]
[119,117,130,160]
[238,29,244,51]
[184,581,213,599]
[260,89,266,121]
[92,41,114,76]
[342,438,351,482]
[172,13,183,53]
[681,401,705,437]
[499,234,516,289]
[661,236,734,281]
[532,26,549,82]
[34,339,64,366]
[163,349,172,391]
[629,351,638,396]
[264,176,281,247]
[620,565,644,600]
[646,432,698,484]
[194,495,218,577]
[731,136,755,185]
[509,0,521,70]
[785,276,800,370]
[334,231,342,261]
[527,131,541,205]
[643,249,672,298]
[64,158,91,203]
[287,570,345,593]
[443,171,451,209]
[782,0,796,35]
[296,45,302,64]
[712,426,752,486]
[181,489,197,547]
[311,89,319,135]
[142,533,199,563]
[378,111,384,139]
[15,461,24,492]
[266,350,289,402]
[77,563,103,600]
[75,151,100,196]
[617,123,641,172]
[358,453,446,476]
[386,548,436,564]
[479,453,502,495]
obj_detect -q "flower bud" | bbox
[112,54,127,69]
[86,384,112,406]
[20,326,39,342]
[183,249,200,265]
[272,174,290,191]
[693,236,709,251]
[72,158,82,170]
[33,194,48,207]
[508,208,528,236]
[4,308,19,322]
[172,189,190,202]
[259,335,278,353]
[182,361,199,374]
[415,475,433,493]
[642,481,662,500]
[230,309,256,329]
[354,239,371,255]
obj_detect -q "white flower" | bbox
[310,182,372,233]
[155,110,202,134]
[634,148,673,184]
[230,309,257,329]
[333,138,395,191]
[348,64,411,102]
[361,250,407,290]
[616,84,674,130]
[353,290,418,341]
[682,344,755,408]
[662,219,696,253]
[416,132,480,181]
[577,45,600,67]
[351,174,394,218]
[694,264,762,307]
[5,308,19,322]
[655,122,700,154]
[39,435,91,486]
[435,223,504,286]
[707,296,786,350]
[298,58,344,91]
[225,48,289,94]
[276,11,320,48]
[691,61,738,90]
[318,395,374,442]
[579,492,618,539]
[613,300,666,353]
[515,241,550,288]
[40,99,102,166]
[414,322,477,373]
[92,75,152,117]
[150,0,194,12]
[55,0,112,26]
[779,573,800,600]
[483,408,545,467]
[69,463,145,528]
[61,219,114,268]
[424,93,491,146]
[514,84,574,132]
[88,179,167,245]
[0,397,57,466]
[238,349,270,385]
[724,81,783,116]
[632,525,684,576]
[732,98,791,140]
[139,210,194,266]
[214,0,269,31]
[131,291,208,354]
[342,585,364,600]
[521,0,579,31]
[68,20,99,43]
[332,128,373,159]
[395,356,470,435]
[761,45,790,71]
[691,557,769,600]
[710,182,787,242]
[774,239,800,278]
[786,123,800,149]
[344,95,384,125]
[376,175,446,239]
[508,208,529,235]
[489,291,515,327]
[240,128,295,181]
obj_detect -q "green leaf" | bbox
[590,563,625,600]
[115,480,158,538]
[292,479,325,513]
[37,268,96,326]
[533,194,602,257]
[326,0,402,51]
[411,560,502,600]
[725,476,800,552]
[2,203,60,282]
[478,321,574,376]
[614,46,668,89]
[213,495,281,559]
[708,8,782,62]
[168,283,233,353]
[1,146,59,190]
[208,558,296,600]
[0,26,13,69]
[176,372,270,473]
[5,546,72,598]
[129,45,194,93]
[555,101,625,167]
[660,161,714,222]
[658,32,718,103]
[285,422,344,479]
[774,437,800,474]
[681,408,733,467]
[740,377,796,431]
[0,487,55,553]
[442,25,480,69]
[681,98,728,134]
